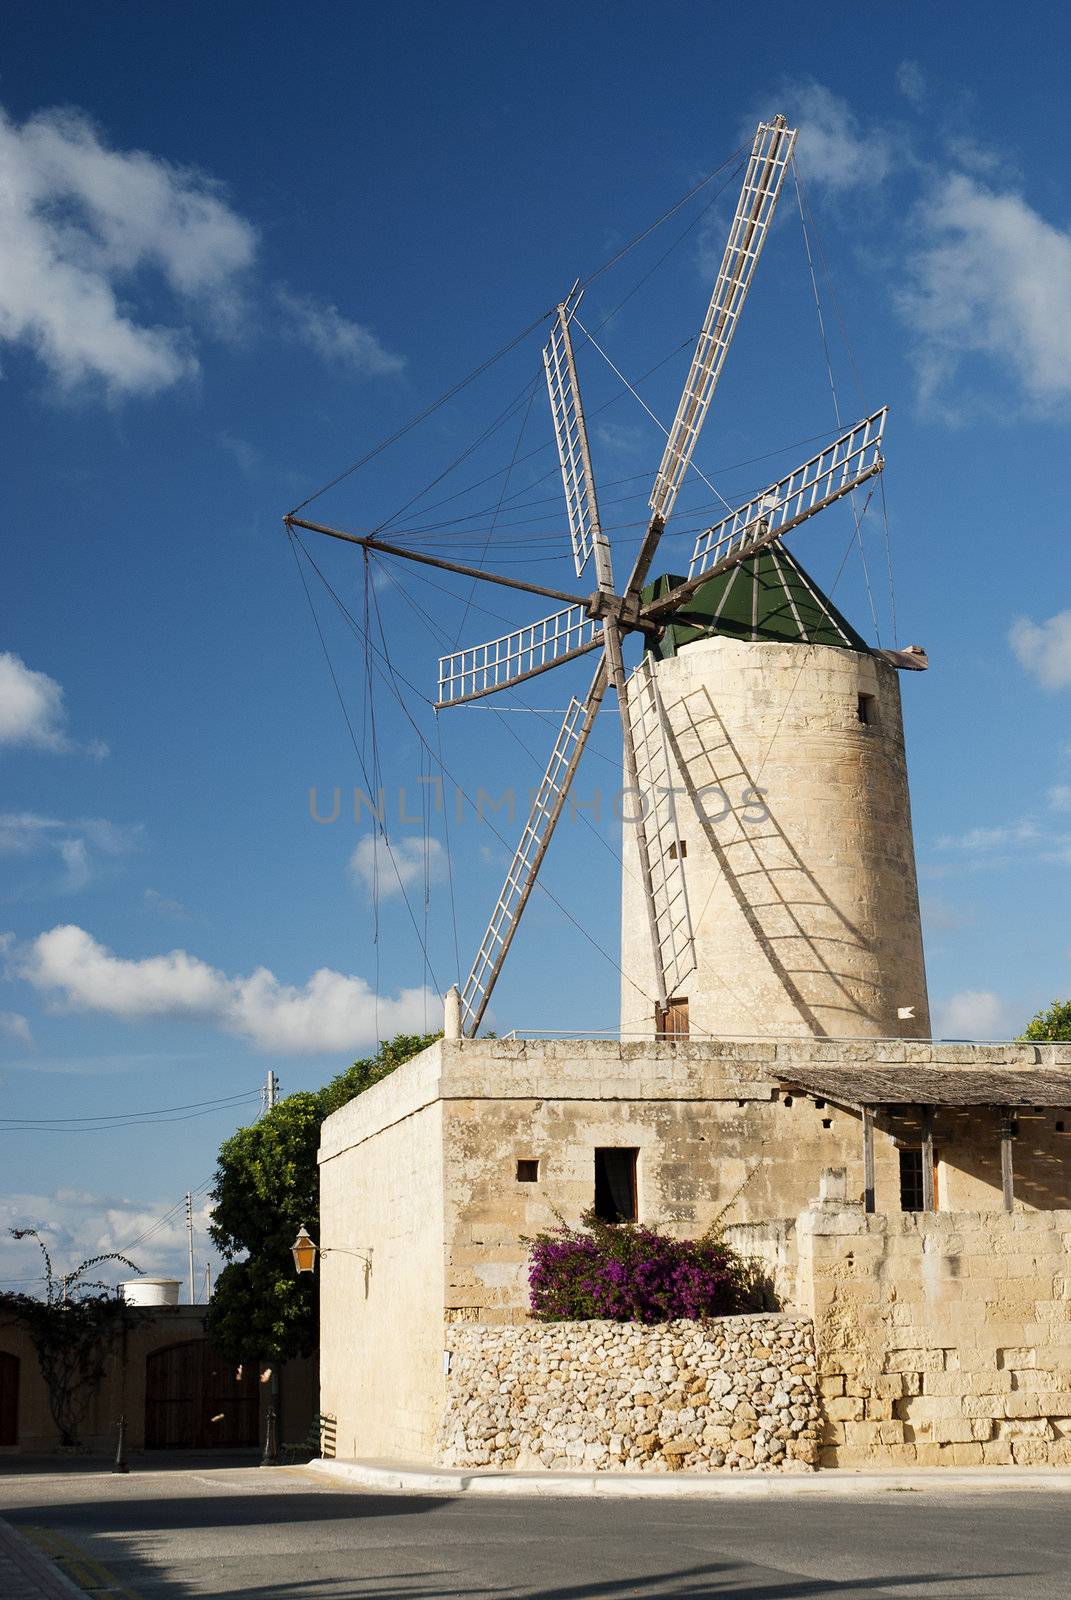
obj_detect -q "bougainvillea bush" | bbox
[527,1211,754,1324]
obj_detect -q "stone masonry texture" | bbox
[438,1313,821,1473]
[798,1206,1071,1468]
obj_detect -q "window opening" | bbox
[594,1148,638,1223]
[516,1159,539,1183]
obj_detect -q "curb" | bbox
[305,1457,1071,1499]
[0,1519,89,1599]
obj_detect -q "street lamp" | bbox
[291,1225,317,1275]
[289,1227,372,1277]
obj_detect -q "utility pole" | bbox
[263,1070,279,1114]
[185,1192,195,1305]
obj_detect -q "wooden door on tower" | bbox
[0,1351,18,1446]
[145,1340,259,1448]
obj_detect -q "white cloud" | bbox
[933,811,1071,869]
[218,431,260,479]
[779,83,892,190]
[1010,611,1071,690]
[0,811,142,892]
[919,895,965,933]
[0,652,70,750]
[349,834,445,898]
[0,103,256,396]
[896,61,926,107]
[143,887,190,920]
[275,285,404,376]
[1049,786,1071,812]
[596,420,646,457]
[902,174,1071,410]
[12,924,435,1055]
[0,1187,215,1291]
[0,1011,32,1044]
[934,988,1013,1040]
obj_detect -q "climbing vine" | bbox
[0,1228,147,1448]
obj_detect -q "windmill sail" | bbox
[437,604,600,707]
[625,655,696,999]
[687,409,887,584]
[460,661,608,1036]
[650,117,797,523]
[544,292,611,584]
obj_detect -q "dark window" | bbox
[899,1148,924,1212]
[656,997,689,1038]
[857,693,876,726]
[594,1148,638,1223]
[668,839,687,860]
[516,1159,539,1183]
[1057,1121,1066,1134]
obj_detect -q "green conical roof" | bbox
[644,541,869,662]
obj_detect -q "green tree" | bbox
[206,1032,439,1364]
[1019,999,1071,1042]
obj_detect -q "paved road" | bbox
[0,1459,1069,1599]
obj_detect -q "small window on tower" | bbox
[668,839,687,860]
[857,693,876,726]
[594,1148,638,1223]
[516,1159,539,1183]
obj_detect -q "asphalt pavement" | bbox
[0,1456,1068,1599]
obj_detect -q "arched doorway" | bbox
[145,1341,258,1448]
[0,1352,18,1446]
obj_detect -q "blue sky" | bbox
[3,1,1070,1287]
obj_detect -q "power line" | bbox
[0,1090,258,1126]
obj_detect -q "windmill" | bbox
[289,116,928,1042]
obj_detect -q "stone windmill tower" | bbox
[289,116,931,1042]
[619,545,931,1042]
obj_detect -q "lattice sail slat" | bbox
[650,118,797,523]
[437,604,600,707]
[625,655,696,999]
[460,666,607,1035]
[688,408,887,583]
[544,293,609,581]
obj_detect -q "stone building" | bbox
[317,543,1071,1473]
[318,1035,1071,1470]
[0,1303,316,1456]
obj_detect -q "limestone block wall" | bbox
[797,1205,1071,1467]
[620,639,930,1041]
[318,1046,447,1463]
[438,1314,821,1472]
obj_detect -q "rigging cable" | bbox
[288,532,442,995]
[435,711,463,987]
[293,535,659,1014]
[790,156,881,645]
[287,144,748,517]
[572,316,734,515]
[452,376,540,641]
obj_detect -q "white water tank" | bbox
[120,1276,181,1307]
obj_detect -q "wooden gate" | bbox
[0,1351,18,1446]
[145,1341,258,1448]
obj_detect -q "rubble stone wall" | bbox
[438,1314,821,1472]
